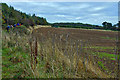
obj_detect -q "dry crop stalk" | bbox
[40,42,44,61]
[52,34,55,59]
[115,35,120,78]
[80,40,83,56]
[69,38,73,74]
[85,41,88,72]
[82,41,86,69]
[75,40,79,73]
[29,38,33,69]
[34,37,38,65]
[40,33,44,61]
[64,33,69,56]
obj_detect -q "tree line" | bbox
[52,22,119,31]
[52,23,102,29]
[2,3,48,28]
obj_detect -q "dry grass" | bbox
[2,27,116,78]
[31,32,114,78]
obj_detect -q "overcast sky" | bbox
[6,2,118,26]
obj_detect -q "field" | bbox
[33,27,119,77]
[2,26,119,78]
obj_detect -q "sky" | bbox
[2,0,120,2]
[6,2,118,26]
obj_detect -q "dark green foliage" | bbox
[102,21,118,31]
[52,23,103,29]
[52,21,118,31]
[2,3,48,28]
[118,21,120,31]
[102,21,107,29]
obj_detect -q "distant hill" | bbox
[2,3,48,28]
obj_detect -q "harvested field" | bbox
[32,27,119,77]
[33,27,117,44]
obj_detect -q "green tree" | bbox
[29,17,35,27]
[107,23,112,30]
[102,21,107,29]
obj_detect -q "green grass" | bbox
[84,46,118,60]
[97,61,108,71]
[2,30,65,78]
[2,46,28,78]
[101,37,116,40]
[84,46,115,49]
[110,58,116,61]
[92,52,119,60]
[2,45,65,78]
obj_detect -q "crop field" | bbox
[32,27,119,77]
[2,27,119,78]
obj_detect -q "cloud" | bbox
[5,2,118,25]
[75,17,82,20]
[90,13,103,16]
[56,15,66,17]
[94,7,105,10]
[77,4,90,9]
[89,7,106,12]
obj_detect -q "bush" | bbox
[12,27,30,35]
[2,24,7,29]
